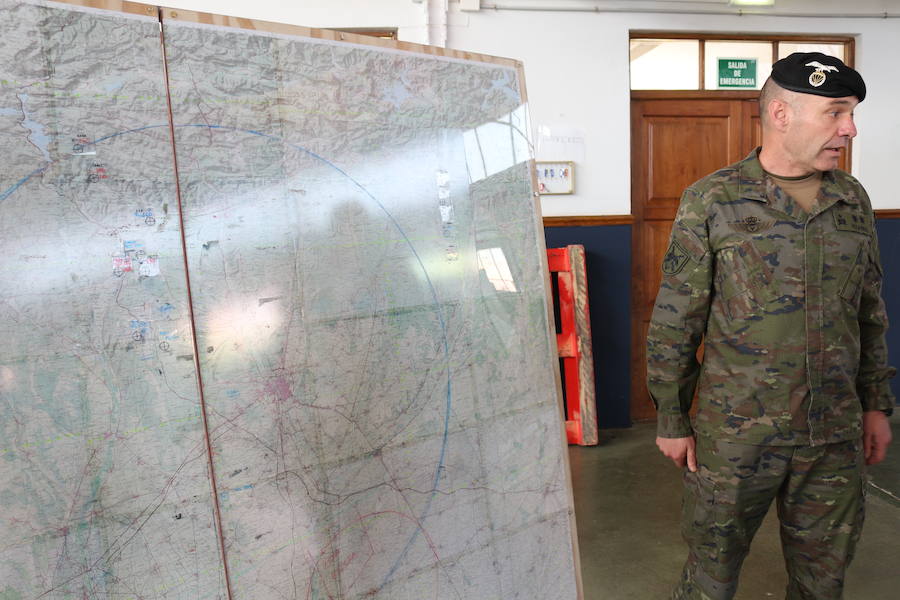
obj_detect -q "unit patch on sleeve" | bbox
[662,239,691,275]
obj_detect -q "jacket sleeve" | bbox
[857,215,896,413]
[647,187,713,438]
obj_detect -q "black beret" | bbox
[770,52,866,102]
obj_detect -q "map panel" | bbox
[0,1,579,598]
[163,19,578,600]
[0,1,225,597]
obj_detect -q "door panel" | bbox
[647,118,734,202]
[631,98,749,422]
[743,100,762,152]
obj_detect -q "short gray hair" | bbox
[758,78,782,127]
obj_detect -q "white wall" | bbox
[157,1,900,214]
[158,0,429,42]
[449,7,900,214]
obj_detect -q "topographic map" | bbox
[0,1,579,598]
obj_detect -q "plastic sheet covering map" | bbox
[0,1,579,598]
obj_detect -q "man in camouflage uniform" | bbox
[647,52,895,599]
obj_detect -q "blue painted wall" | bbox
[876,219,900,405]
[544,219,899,432]
[544,225,632,429]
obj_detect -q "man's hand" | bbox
[863,410,892,465]
[656,436,697,472]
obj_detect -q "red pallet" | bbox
[548,245,598,446]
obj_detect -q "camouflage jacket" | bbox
[648,149,895,446]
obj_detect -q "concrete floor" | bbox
[569,415,900,599]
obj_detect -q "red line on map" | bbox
[158,9,235,600]
[305,510,441,600]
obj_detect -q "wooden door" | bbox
[630,94,850,421]
[630,96,751,422]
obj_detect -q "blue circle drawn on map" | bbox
[0,122,453,584]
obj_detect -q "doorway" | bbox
[628,91,851,421]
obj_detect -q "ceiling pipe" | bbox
[478,1,898,18]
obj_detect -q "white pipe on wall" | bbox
[478,1,900,18]
[425,0,449,47]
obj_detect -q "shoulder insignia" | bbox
[727,216,774,234]
[662,239,690,275]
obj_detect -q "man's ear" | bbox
[768,97,791,132]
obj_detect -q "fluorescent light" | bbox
[730,0,775,6]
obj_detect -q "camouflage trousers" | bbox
[672,435,866,600]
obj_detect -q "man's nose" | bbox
[839,118,858,138]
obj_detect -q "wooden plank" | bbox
[519,57,583,600]
[544,215,635,227]
[633,90,762,100]
[44,0,157,17]
[630,31,855,43]
[568,245,599,446]
[159,5,522,69]
[529,156,585,600]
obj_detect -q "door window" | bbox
[629,35,853,91]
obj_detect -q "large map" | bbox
[0,1,579,598]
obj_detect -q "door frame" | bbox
[629,91,758,422]
[628,33,856,422]
[629,89,854,422]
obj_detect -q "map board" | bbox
[0,1,581,598]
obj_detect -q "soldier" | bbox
[647,52,895,600]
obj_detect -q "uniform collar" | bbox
[737,148,859,218]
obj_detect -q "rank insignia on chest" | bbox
[833,211,870,235]
[662,239,690,275]
[727,216,774,234]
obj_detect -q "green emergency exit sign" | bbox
[718,58,757,88]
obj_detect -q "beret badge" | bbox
[770,52,865,101]
[805,61,839,88]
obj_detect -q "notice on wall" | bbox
[718,57,757,88]
[536,124,586,163]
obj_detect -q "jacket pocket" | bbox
[715,241,778,320]
[839,243,867,309]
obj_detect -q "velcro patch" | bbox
[833,211,870,235]
[662,239,690,275]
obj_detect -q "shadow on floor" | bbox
[569,419,900,599]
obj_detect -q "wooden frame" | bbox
[629,32,858,199]
[327,27,399,40]
[536,161,575,195]
[543,215,634,227]
[158,4,522,68]
[629,31,855,91]
[48,0,158,16]
[539,211,900,228]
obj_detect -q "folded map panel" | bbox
[0,1,226,597]
[162,17,577,598]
